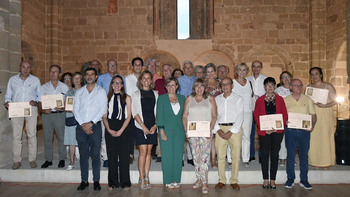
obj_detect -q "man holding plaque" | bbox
[5,61,41,170]
[213,77,244,191]
[39,65,69,168]
[74,67,107,190]
[283,79,316,190]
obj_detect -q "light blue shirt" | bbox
[177,75,197,97]
[96,73,126,94]
[40,80,69,101]
[5,74,41,103]
[73,84,107,125]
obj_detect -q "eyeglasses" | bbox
[195,84,205,88]
[252,66,262,68]
[108,64,117,67]
[292,84,303,88]
[112,81,122,85]
[64,78,71,81]
[282,76,290,79]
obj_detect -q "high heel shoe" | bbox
[144,177,151,189]
[139,179,147,190]
[262,181,269,189]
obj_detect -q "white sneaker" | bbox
[166,183,175,189]
[67,164,74,171]
[173,182,180,188]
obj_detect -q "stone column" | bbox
[0,0,21,166]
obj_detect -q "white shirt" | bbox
[246,74,267,97]
[73,84,107,125]
[40,80,69,111]
[232,79,253,112]
[275,86,291,98]
[125,73,138,98]
[213,92,244,134]
[5,74,41,103]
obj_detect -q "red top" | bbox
[154,77,167,95]
[254,94,288,136]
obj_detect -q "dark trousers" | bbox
[128,118,135,155]
[259,132,284,180]
[76,122,102,182]
[285,128,310,181]
[105,119,131,188]
[250,116,261,158]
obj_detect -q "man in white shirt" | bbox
[74,67,107,191]
[5,61,41,170]
[214,77,244,191]
[39,65,69,168]
[246,60,268,162]
[125,57,143,164]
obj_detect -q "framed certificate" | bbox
[41,94,64,109]
[65,96,74,111]
[259,114,284,131]
[305,87,329,104]
[187,121,210,138]
[9,102,32,118]
[287,112,312,130]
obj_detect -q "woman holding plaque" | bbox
[307,67,337,170]
[132,70,159,190]
[254,77,288,189]
[156,77,185,188]
[103,75,131,191]
[182,78,217,194]
[64,72,83,171]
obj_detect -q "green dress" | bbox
[156,93,186,184]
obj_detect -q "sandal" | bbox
[202,186,209,194]
[193,181,202,189]
[139,179,147,190]
[144,177,151,189]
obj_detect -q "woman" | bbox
[274,71,292,166]
[205,63,222,169]
[64,72,83,171]
[102,76,132,191]
[156,77,185,188]
[254,77,288,189]
[61,72,73,90]
[132,70,159,190]
[232,63,253,168]
[307,67,337,170]
[172,69,184,78]
[182,78,217,194]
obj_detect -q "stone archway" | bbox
[142,50,180,76]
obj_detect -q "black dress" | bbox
[135,89,157,146]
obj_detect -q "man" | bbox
[39,65,69,168]
[213,77,244,191]
[125,57,143,164]
[145,58,162,82]
[217,65,228,81]
[5,61,41,170]
[153,63,173,162]
[177,60,197,97]
[284,79,316,190]
[194,65,205,79]
[89,60,102,76]
[96,59,126,167]
[74,67,107,191]
[177,60,197,165]
[246,60,268,163]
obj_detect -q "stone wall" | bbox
[0,0,22,166]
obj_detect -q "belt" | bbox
[219,122,234,126]
[51,111,64,114]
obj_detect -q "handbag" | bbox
[66,117,78,126]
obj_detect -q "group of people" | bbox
[4,57,337,193]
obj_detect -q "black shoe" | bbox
[77,181,89,190]
[41,161,52,168]
[187,159,194,166]
[156,157,161,162]
[58,160,65,168]
[94,181,101,190]
[151,154,157,160]
[249,157,256,162]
